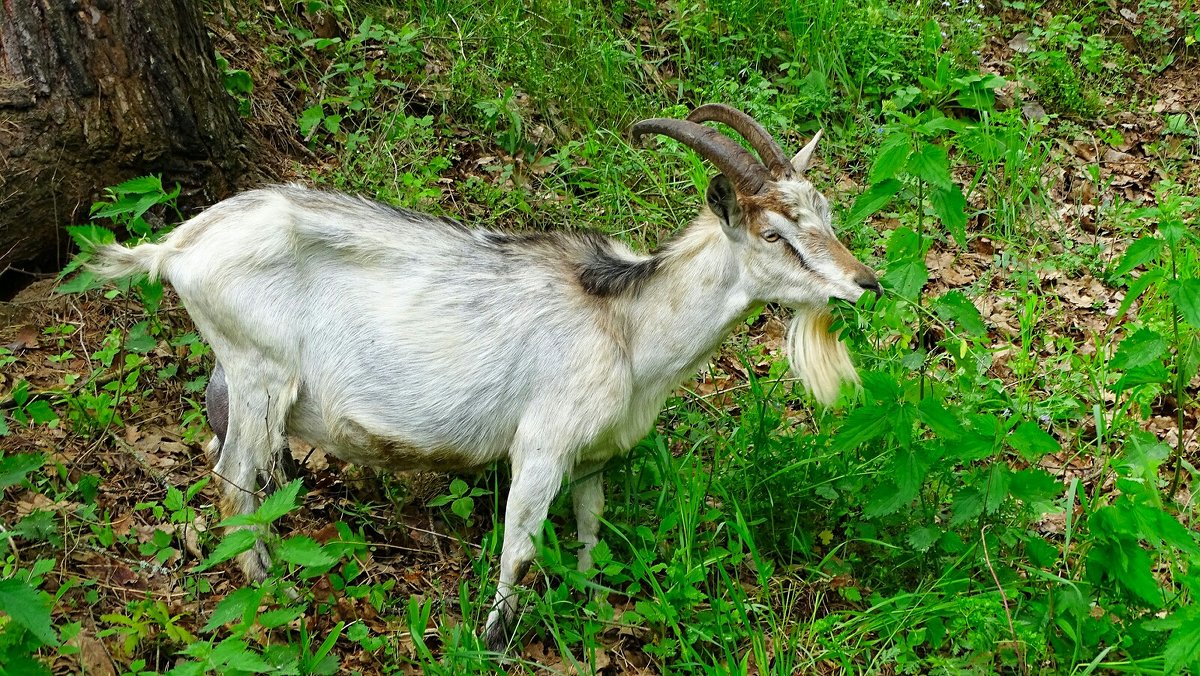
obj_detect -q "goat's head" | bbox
[633,104,878,403]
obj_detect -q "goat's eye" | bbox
[761,232,781,243]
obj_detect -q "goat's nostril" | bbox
[857,273,882,295]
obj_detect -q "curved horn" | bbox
[630,118,768,195]
[687,103,793,178]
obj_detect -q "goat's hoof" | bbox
[483,617,511,653]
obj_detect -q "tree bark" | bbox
[0,0,248,275]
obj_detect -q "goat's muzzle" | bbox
[855,270,882,296]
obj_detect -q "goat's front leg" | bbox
[483,451,570,651]
[571,460,606,572]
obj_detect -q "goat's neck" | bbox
[620,214,752,395]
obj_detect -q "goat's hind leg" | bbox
[571,460,606,572]
[484,441,573,651]
[208,361,299,581]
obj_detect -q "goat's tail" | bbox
[786,305,860,406]
[88,242,174,283]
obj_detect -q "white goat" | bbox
[92,104,878,650]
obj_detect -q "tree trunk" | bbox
[0,0,248,277]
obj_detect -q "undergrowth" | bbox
[2,0,1198,674]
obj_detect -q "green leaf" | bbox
[863,481,908,518]
[0,453,45,491]
[907,143,952,189]
[885,226,923,260]
[210,637,272,672]
[223,70,253,95]
[1008,422,1059,460]
[1111,328,1167,370]
[55,270,105,294]
[111,175,164,196]
[1110,237,1163,279]
[426,494,454,508]
[1121,433,1171,481]
[298,105,325,136]
[0,577,58,645]
[197,530,258,572]
[832,405,892,451]
[277,536,336,568]
[1088,540,1163,607]
[882,258,928,300]
[64,225,117,251]
[916,115,963,136]
[1167,278,1200,328]
[950,486,984,526]
[0,655,51,676]
[137,280,165,314]
[845,178,903,227]
[202,586,266,632]
[869,134,911,184]
[906,526,939,552]
[954,82,999,111]
[1161,217,1186,247]
[124,321,158,354]
[1009,468,1063,510]
[24,401,58,426]
[1163,607,1200,673]
[451,496,474,521]
[893,444,932,500]
[931,291,986,336]
[930,185,968,248]
[1113,268,1166,325]
[917,397,962,439]
[258,605,307,630]
[322,114,343,135]
[253,480,303,525]
[307,620,345,674]
[984,464,1011,514]
[1113,362,1170,390]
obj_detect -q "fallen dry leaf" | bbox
[4,324,39,351]
[67,631,117,676]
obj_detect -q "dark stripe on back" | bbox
[575,233,659,297]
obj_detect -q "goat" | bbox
[91,104,879,650]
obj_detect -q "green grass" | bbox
[2,0,1199,673]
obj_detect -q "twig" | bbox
[0,522,19,565]
[981,526,1026,673]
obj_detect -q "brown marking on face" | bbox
[824,233,875,278]
[738,190,797,236]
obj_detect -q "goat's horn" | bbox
[631,118,768,195]
[687,104,793,179]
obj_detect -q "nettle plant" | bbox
[822,50,1068,576]
[1105,183,1200,496]
[47,177,203,437]
[806,44,1194,667]
[827,62,1200,663]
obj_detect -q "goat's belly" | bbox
[286,399,510,472]
[323,435,493,472]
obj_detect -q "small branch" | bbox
[981,526,1026,673]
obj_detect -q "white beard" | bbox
[785,305,860,406]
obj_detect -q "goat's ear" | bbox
[791,129,823,173]
[706,174,744,237]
